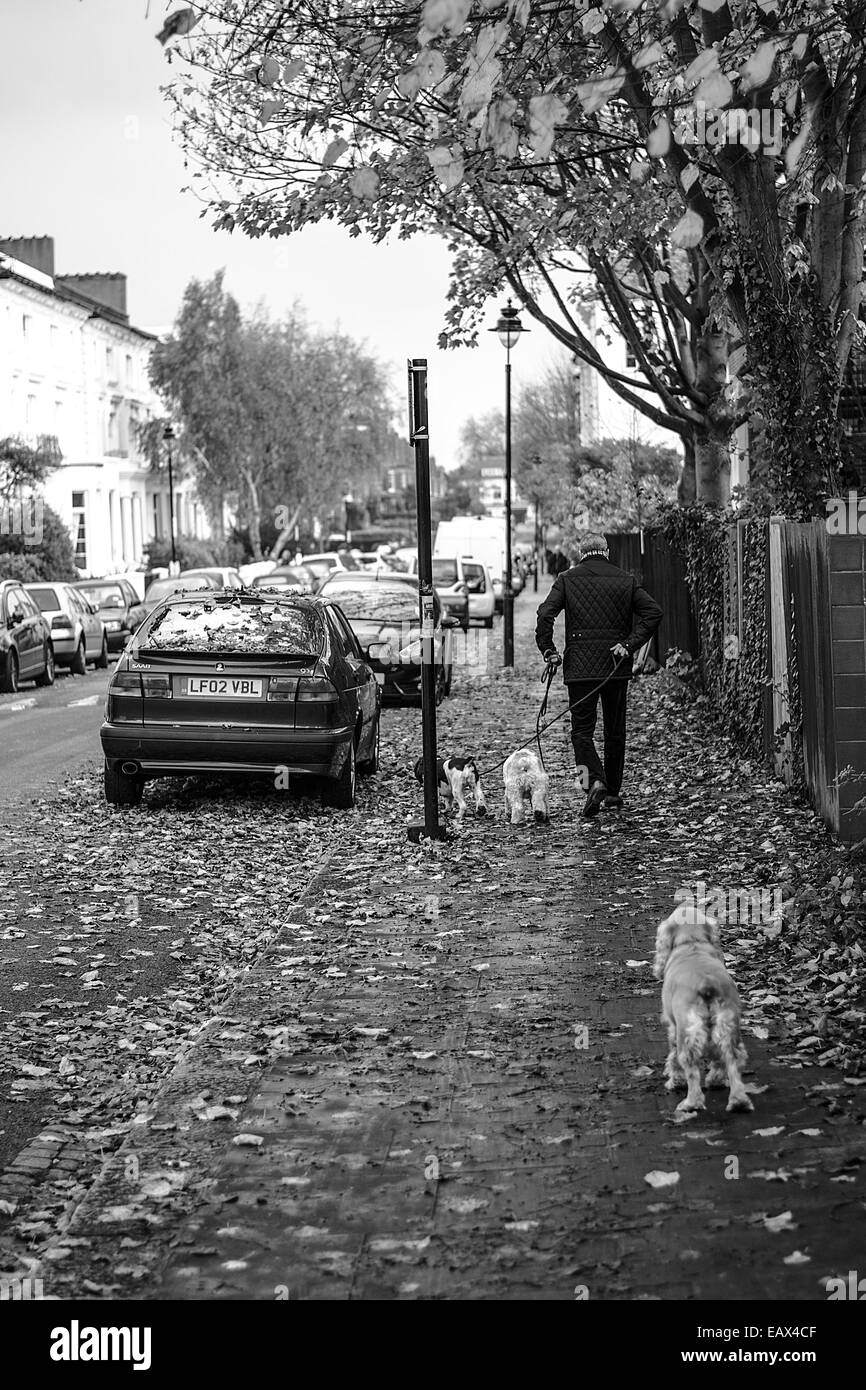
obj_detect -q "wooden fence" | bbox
[608,521,866,844]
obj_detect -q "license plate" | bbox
[181,676,263,698]
[374,672,385,685]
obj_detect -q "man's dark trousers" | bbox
[568,679,629,795]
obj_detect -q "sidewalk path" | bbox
[17,593,866,1300]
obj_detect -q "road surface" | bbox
[0,667,111,808]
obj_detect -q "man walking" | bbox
[535,533,663,818]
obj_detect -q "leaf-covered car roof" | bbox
[141,595,323,655]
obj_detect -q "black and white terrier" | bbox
[413,755,489,821]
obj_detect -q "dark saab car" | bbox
[318,572,457,707]
[0,580,55,692]
[100,591,381,810]
[74,578,147,653]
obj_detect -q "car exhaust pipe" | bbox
[121,761,140,776]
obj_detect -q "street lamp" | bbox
[162,423,177,569]
[489,298,529,667]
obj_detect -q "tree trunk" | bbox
[694,433,731,505]
[270,502,303,560]
[241,468,263,560]
[678,436,696,504]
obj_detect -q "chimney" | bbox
[0,236,55,277]
[57,272,128,318]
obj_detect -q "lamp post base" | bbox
[406,821,452,844]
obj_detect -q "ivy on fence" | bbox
[657,505,772,765]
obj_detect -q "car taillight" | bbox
[111,672,142,695]
[296,677,338,704]
[141,674,172,697]
[268,676,299,702]
[51,615,74,631]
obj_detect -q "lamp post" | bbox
[162,423,177,570]
[489,298,529,668]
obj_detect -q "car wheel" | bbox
[0,650,19,694]
[321,741,356,808]
[34,643,55,687]
[483,615,494,629]
[71,637,86,676]
[95,633,109,669]
[357,715,380,775]
[104,759,144,807]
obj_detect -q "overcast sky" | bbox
[0,0,563,471]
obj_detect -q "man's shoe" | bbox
[602,794,623,811]
[582,780,608,819]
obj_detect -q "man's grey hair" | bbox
[577,532,610,559]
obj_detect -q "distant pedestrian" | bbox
[535,533,663,818]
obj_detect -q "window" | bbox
[105,346,115,380]
[71,490,87,569]
[22,314,31,339]
[152,493,162,539]
[16,588,40,619]
[107,402,119,453]
[330,606,363,658]
[26,394,37,431]
[626,349,638,370]
[125,354,133,384]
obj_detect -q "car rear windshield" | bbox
[330,584,419,622]
[141,598,323,656]
[432,559,458,584]
[78,584,125,607]
[28,587,61,612]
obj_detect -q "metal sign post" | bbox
[406,358,448,843]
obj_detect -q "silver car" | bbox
[26,582,108,672]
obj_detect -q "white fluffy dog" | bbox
[653,902,753,1114]
[503,749,550,825]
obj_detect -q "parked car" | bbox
[430,557,470,631]
[180,566,243,590]
[74,578,148,654]
[390,547,417,572]
[100,591,381,809]
[300,551,362,590]
[141,572,222,618]
[318,572,457,706]
[463,558,496,627]
[238,560,277,586]
[252,565,317,593]
[25,582,108,672]
[0,580,55,692]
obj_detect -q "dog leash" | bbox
[477,654,626,781]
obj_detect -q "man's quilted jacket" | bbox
[535,555,663,681]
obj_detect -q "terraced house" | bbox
[0,235,209,576]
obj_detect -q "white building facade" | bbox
[0,236,209,577]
